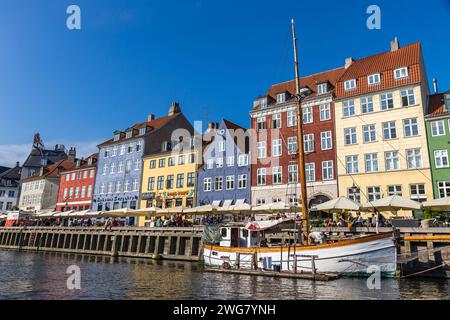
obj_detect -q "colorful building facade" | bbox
[92,103,192,214]
[334,40,433,216]
[250,68,343,208]
[0,162,22,212]
[196,119,251,206]
[425,90,450,199]
[56,154,98,212]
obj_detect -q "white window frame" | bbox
[272,139,282,157]
[406,148,422,169]
[344,79,356,91]
[319,104,331,121]
[403,118,419,137]
[303,107,313,124]
[385,151,400,171]
[431,120,445,137]
[322,160,334,181]
[257,168,266,186]
[344,127,357,145]
[367,73,380,85]
[435,150,449,169]
[361,96,374,114]
[321,131,332,150]
[272,167,282,184]
[343,100,356,117]
[365,153,379,173]
[304,134,314,153]
[394,67,408,80]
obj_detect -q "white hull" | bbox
[203,234,397,277]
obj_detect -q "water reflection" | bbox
[0,250,448,300]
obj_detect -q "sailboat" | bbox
[202,20,398,278]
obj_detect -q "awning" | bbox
[311,197,361,213]
[422,198,450,212]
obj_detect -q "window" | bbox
[367,187,382,202]
[218,140,226,152]
[238,175,247,189]
[257,141,267,159]
[178,155,185,165]
[343,100,356,117]
[187,173,195,187]
[388,185,403,197]
[288,165,298,183]
[410,184,426,202]
[407,149,422,169]
[256,198,266,205]
[166,175,174,189]
[157,176,164,190]
[431,120,445,136]
[344,127,357,145]
[124,180,131,192]
[159,159,165,168]
[305,163,315,182]
[71,173,76,181]
[382,121,397,140]
[304,134,314,153]
[203,178,212,192]
[176,174,184,188]
[65,174,70,182]
[322,161,334,180]
[344,79,356,91]
[148,177,155,191]
[215,177,223,191]
[446,94,450,111]
[317,83,328,95]
[287,137,298,155]
[104,148,110,158]
[435,150,449,168]
[401,89,416,107]
[361,96,374,114]
[99,183,105,194]
[206,159,214,169]
[365,153,379,173]
[238,154,249,166]
[80,186,86,198]
[287,110,297,127]
[320,104,331,121]
[385,151,400,171]
[107,182,113,194]
[112,146,117,157]
[257,117,266,131]
[346,155,359,174]
[83,170,88,179]
[363,124,377,143]
[272,139,282,157]
[139,127,146,136]
[189,154,196,164]
[257,168,266,186]
[403,118,419,137]
[272,167,282,184]
[149,160,156,169]
[394,67,408,80]
[125,160,132,174]
[348,187,361,203]
[109,163,116,174]
[277,93,286,104]
[259,98,267,109]
[115,181,122,193]
[272,113,282,129]
[438,182,450,198]
[381,93,394,110]
[102,164,108,175]
[303,107,313,124]
[321,131,332,150]
[120,145,126,155]
[63,188,68,200]
[128,143,133,153]
[226,156,235,167]
[90,169,95,178]
[87,185,92,197]
[216,158,223,168]
[226,176,235,190]
[168,157,175,167]
[368,73,380,85]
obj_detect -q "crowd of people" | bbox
[320,212,392,228]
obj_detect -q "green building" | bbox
[425,90,450,199]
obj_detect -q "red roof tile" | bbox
[23,160,77,182]
[427,92,450,118]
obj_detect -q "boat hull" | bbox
[203,233,397,278]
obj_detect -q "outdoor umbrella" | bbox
[310,197,361,213]
[362,195,422,212]
[252,201,300,213]
[422,198,450,212]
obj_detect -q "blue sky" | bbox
[0,0,449,166]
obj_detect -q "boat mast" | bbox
[291,19,310,244]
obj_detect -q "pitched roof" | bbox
[426,92,450,118]
[23,160,76,182]
[98,114,179,148]
[0,165,21,188]
[22,148,68,168]
[223,119,246,131]
[266,67,346,100]
[340,42,421,81]
[0,166,10,174]
[335,42,423,98]
[63,153,99,173]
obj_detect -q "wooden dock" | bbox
[204,268,340,281]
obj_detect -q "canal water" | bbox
[0,250,448,300]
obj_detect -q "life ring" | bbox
[222,261,231,270]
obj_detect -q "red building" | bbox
[56,154,98,212]
[250,68,344,208]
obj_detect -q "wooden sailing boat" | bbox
[203,20,398,277]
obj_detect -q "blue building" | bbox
[196,119,251,206]
[92,103,192,219]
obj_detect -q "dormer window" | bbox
[277,93,286,104]
[259,98,267,109]
[368,73,381,85]
[125,130,133,139]
[88,158,93,166]
[317,83,328,95]
[394,67,408,80]
[114,132,121,141]
[445,94,450,111]
[76,160,81,168]
[162,141,171,152]
[139,127,146,136]
[344,79,356,91]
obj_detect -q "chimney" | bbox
[68,147,76,162]
[345,57,353,69]
[16,161,20,167]
[168,101,181,116]
[147,114,155,122]
[390,37,400,51]
[433,78,438,94]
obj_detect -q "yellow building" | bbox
[334,40,432,217]
[138,147,198,226]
